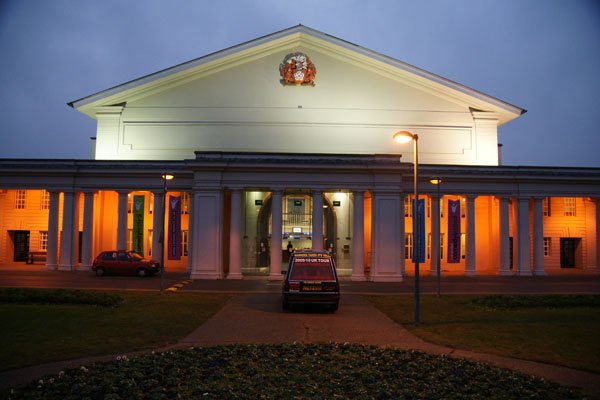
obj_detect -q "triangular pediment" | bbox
[69,25,524,125]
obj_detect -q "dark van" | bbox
[282,250,340,311]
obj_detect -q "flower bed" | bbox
[2,343,581,399]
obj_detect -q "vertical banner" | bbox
[447,199,461,263]
[132,195,144,254]
[168,195,182,260]
[412,199,426,263]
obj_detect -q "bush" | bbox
[1,344,582,399]
[0,288,122,308]
[471,294,600,310]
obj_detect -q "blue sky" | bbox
[0,0,599,167]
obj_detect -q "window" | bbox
[182,230,189,256]
[460,198,466,218]
[405,233,413,260]
[564,198,576,216]
[127,194,133,214]
[460,233,466,259]
[148,230,153,257]
[543,237,552,257]
[149,193,154,214]
[39,231,48,251]
[15,190,26,209]
[426,198,431,219]
[427,233,431,259]
[182,192,190,214]
[41,190,50,210]
[439,198,444,218]
[542,197,551,217]
[127,229,133,251]
[427,233,445,260]
[404,196,412,217]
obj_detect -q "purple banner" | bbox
[167,195,182,260]
[447,199,461,263]
[412,199,425,263]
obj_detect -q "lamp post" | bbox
[393,130,420,326]
[430,177,442,297]
[160,173,174,293]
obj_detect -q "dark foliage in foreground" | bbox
[1,344,582,400]
[0,288,123,308]
[471,294,600,310]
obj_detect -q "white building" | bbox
[0,25,598,280]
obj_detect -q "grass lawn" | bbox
[0,289,229,371]
[370,294,600,373]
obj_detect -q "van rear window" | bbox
[290,260,335,280]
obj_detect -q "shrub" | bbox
[0,288,122,308]
[471,294,600,310]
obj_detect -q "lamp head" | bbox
[161,174,174,181]
[430,178,442,185]
[393,130,417,144]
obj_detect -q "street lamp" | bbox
[430,177,442,297]
[393,130,421,326]
[160,173,174,293]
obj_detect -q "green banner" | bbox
[132,195,144,254]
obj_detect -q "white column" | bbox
[152,191,164,263]
[430,194,441,277]
[45,190,60,270]
[516,197,532,276]
[190,189,223,279]
[465,195,476,276]
[58,190,75,271]
[269,190,283,280]
[498,196,512,275]
[533,197,546,276]
[228,189,243,279]
[80,191,95,271]
[116,190,129,250]
[312,190,324,250]
[370,191,403,282]
[351,190,366,281]
[186,191,194,274]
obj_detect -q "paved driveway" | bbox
[180,293,438,348]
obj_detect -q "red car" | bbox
[92,250,160,277]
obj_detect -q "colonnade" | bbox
[41,187,600,280]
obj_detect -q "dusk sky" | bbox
[1,1,598,167]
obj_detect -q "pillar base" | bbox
[227,272,243,280]
[78,265,91,272]
[351,275,368,282]
[533,270,547,276]
[370,274,403,282]
[43,264,57,271]
[516,270,533,276]
[498,270,513,276]
[268,273,283,281]
[190,272,221,280]
[58,265,73,271]
[465,270,477,277]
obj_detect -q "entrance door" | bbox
[13,231,30,262]
[560,238,580,268]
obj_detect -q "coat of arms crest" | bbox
[279,52,317,86]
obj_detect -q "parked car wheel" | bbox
[137,268,148,277]
[95,267,105,277]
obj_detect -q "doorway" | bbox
[12,230,30,262]
[560,238,581,268]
